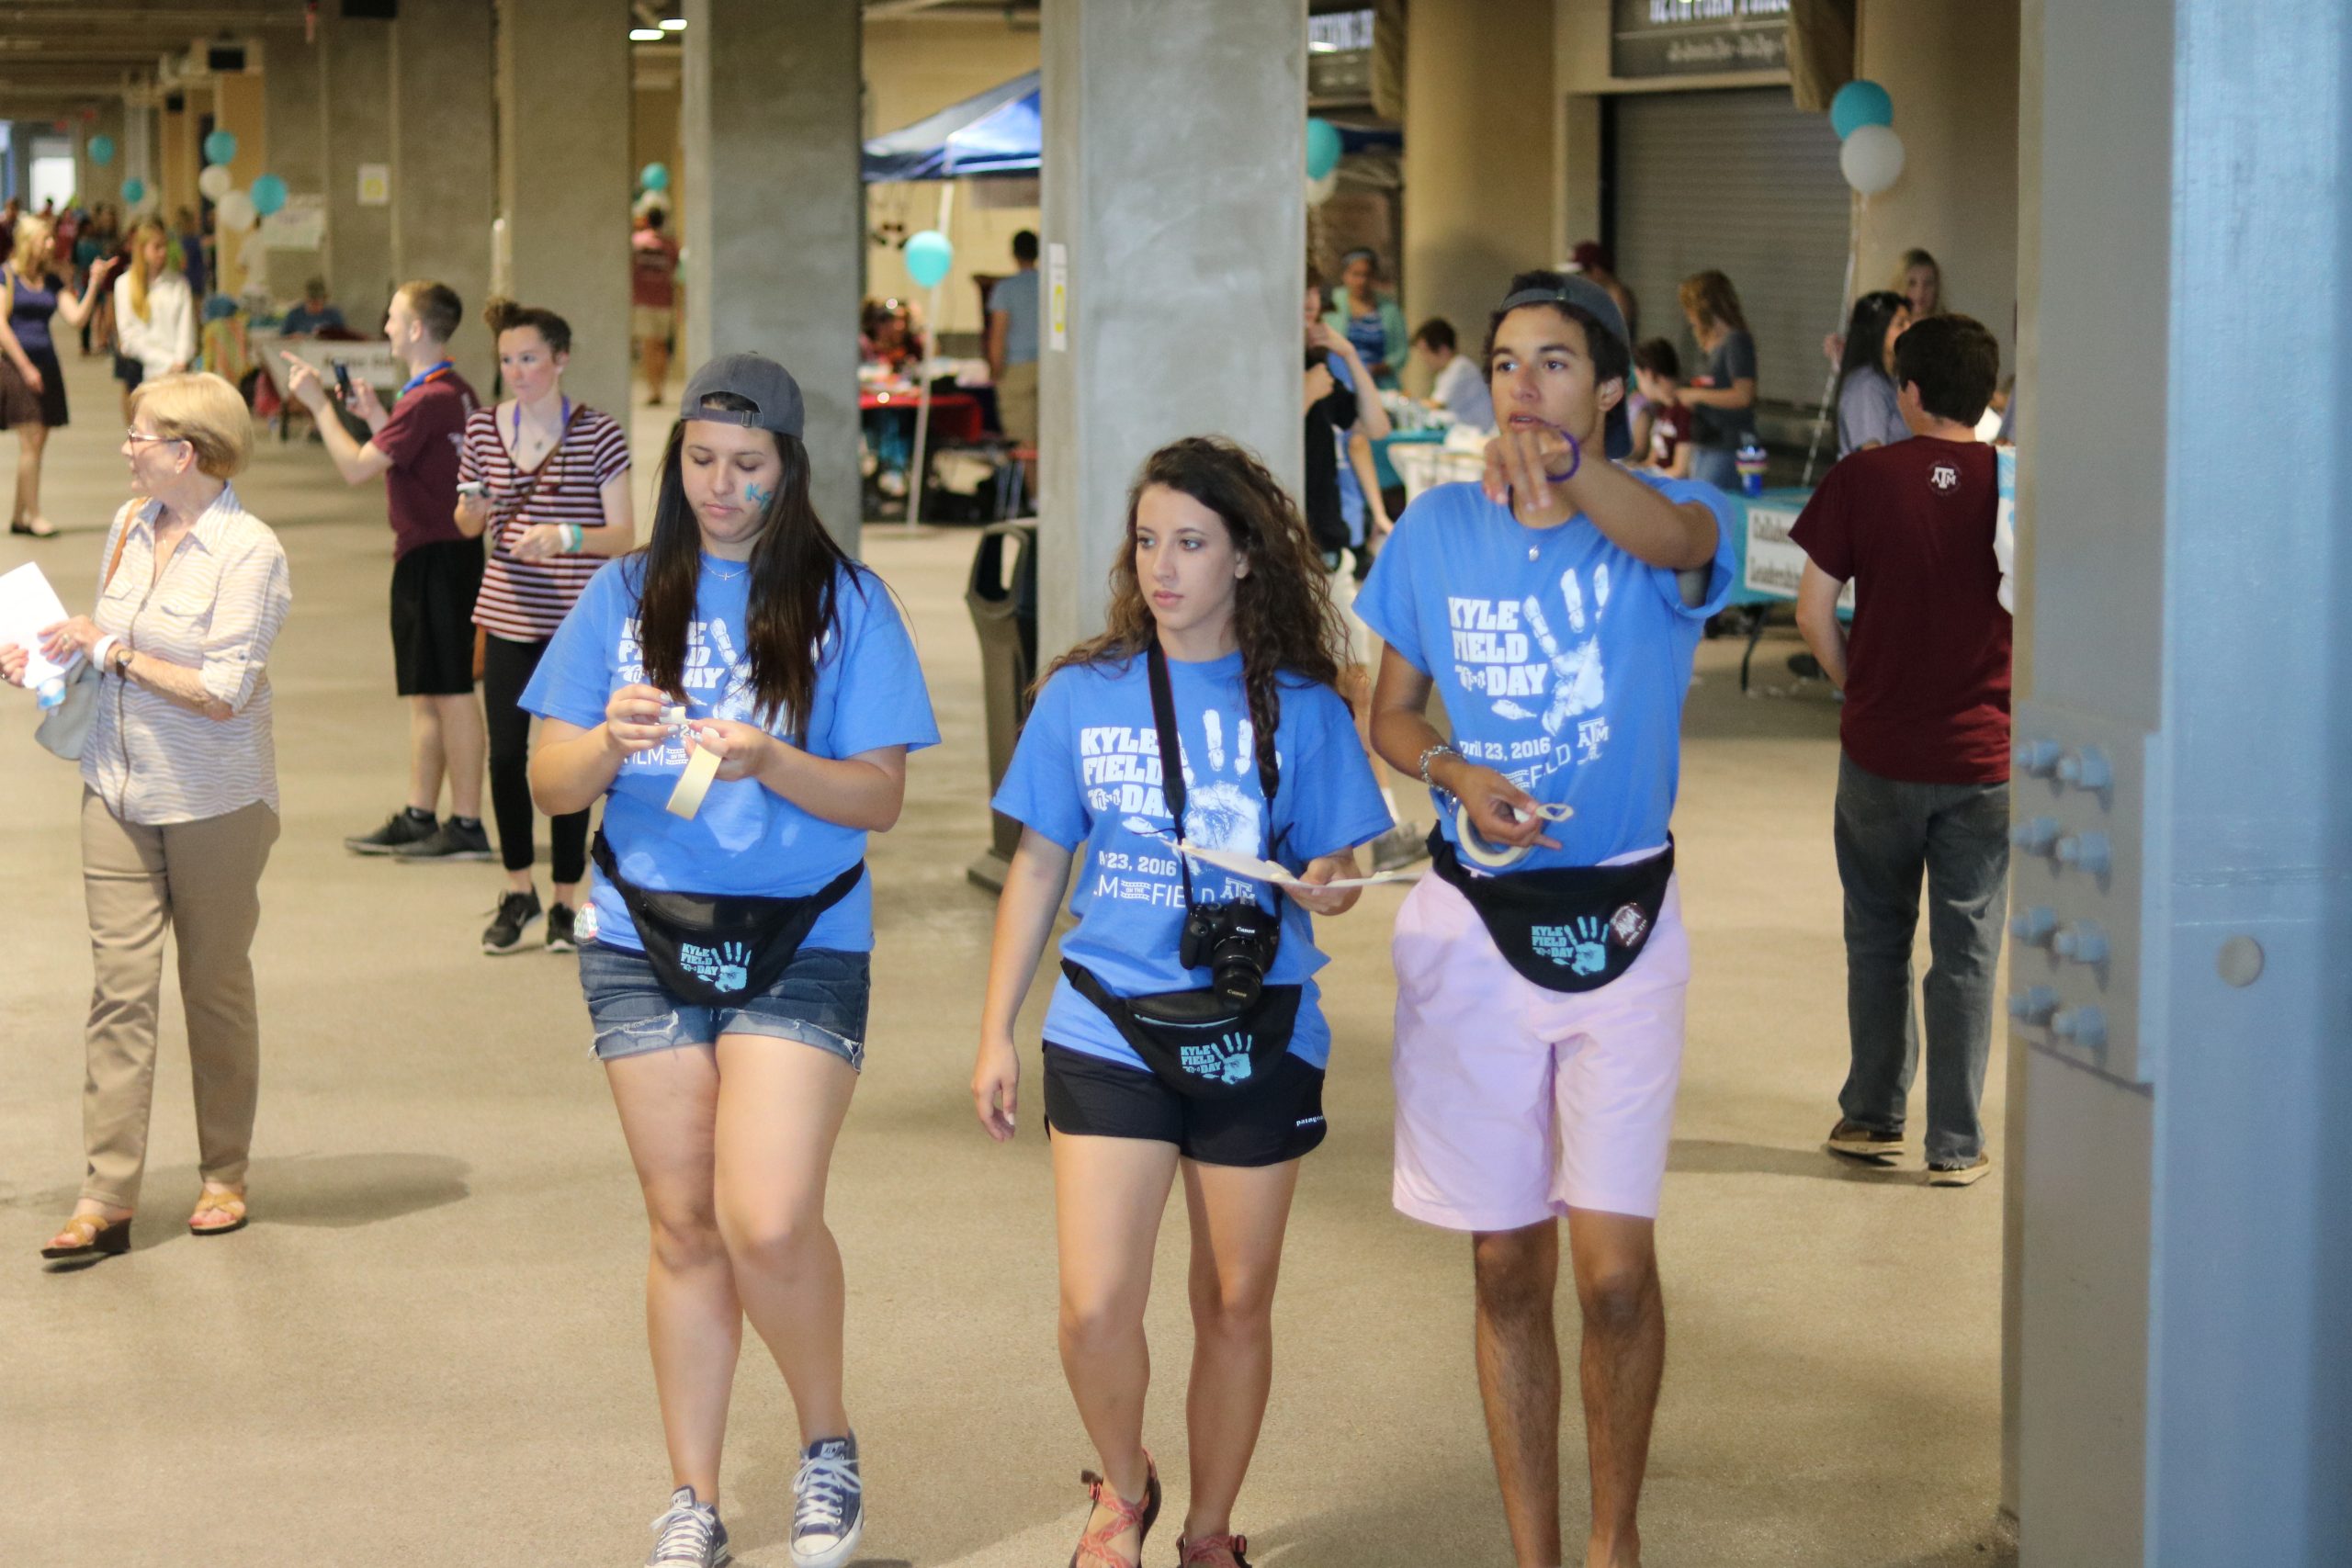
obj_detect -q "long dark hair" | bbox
[1046,437,1351,798]
[1839,289,1908,382]
[633,398,855,739]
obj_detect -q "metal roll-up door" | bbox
[1609,87,1850,414]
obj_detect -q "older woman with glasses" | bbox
[0,372,292,1262]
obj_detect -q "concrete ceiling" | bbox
[0,0,306,120]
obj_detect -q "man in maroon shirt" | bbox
[279,281,490,862]
[1790,314,2009,1187]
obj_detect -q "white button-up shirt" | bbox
[82,487,293,825]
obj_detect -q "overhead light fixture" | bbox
[629,26,663,40]
[661,17,687,29]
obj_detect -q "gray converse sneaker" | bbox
[646,1485,730,1568]
[790,1433,865,1568]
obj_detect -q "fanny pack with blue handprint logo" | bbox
[1428,829,1673,994]
[590,830,865,1008]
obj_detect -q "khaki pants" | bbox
[997,358,1038,446]
[79,790,279,1209]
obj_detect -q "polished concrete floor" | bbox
[2,353,2014,1566]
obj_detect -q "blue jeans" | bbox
[1832,754,2010,1163]
[1690,446,1739,491]
[578,942,870,1068]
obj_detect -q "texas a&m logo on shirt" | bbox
[1929,462,1961,493]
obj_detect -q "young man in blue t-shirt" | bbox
[1355,272,1736,1568]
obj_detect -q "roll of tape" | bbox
[665,739,723,819]
[1455,799,1532,870]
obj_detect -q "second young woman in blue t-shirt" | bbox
[974,437,1393,1568]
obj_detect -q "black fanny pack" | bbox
[1059,640,1300,1099]
[1061,959,1303,1098]
[591,830,863,1008]
[1428,829,1673,994]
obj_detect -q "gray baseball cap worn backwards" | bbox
[681,353,806,439]
[1497,274,1633,460]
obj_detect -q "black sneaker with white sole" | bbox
[1927,1154,1993,1187]
[546,903,579,953]
[345,807,437,855]
[790,1433,865,1568]
[645,1485,730,1568]
[482,888,544,954]
[1825,1118,1905,1163]
[390,817,494,862]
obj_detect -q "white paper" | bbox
[0,561,74,689]
[1177,840,1418,891]
[1047,242,1069,351]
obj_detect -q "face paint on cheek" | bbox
[745,481,773,509]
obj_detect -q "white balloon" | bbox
[1839,123,1905,195]
[1306,171,1340,206]
[198,163,235,200]
[215,189,258,232]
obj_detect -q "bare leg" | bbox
[1474,1220,1565,1568]
[642,335,671,403]
[1054,1130,1181,1557]
[710,1033,860,1447]
[1566,1207,1664,1568]
[16,423,49,528]
[1180,1156,1301,1541]
[406,696,447,816]
[606,1044,741,1506]
[429,691,485,820]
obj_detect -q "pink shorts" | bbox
[1390,869,1690,1228]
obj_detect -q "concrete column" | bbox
[498,0,632,423]
[158,95,198,223]
[261,33,325,305]
[395,0,498,392]
[1037,0,1306,652]
[1402,0,1556,344]
[682,0,861,547]
[213,71,267,297]
[319,4,396,328]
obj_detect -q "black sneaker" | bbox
[1825,1118,1905,1164]
[790,1433,865,1568]
[1927,1153,1993,1187]
[345,808,437,856]
[545,903,579,953]
[645,1485,730,1568]
[482,888,543,955]
[1367,821,1430,874]
[390,818,494,863]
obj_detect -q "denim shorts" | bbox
[578,942,871,1067]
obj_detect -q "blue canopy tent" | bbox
[861,71,1398,183]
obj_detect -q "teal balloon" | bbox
[1306,118,1342,181]
[640,162,671,193]
[121,176,145,204]
[904,229,954,289]
[1829,79,1894,139]
[88,134,115,167]
[251,174,288,216]
[203,129,238,165]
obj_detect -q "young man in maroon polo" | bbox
[1790,313,2012,1186]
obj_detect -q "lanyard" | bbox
[514,394,571,448]
[398,360,452,398]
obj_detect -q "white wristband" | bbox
[91,635,121,674]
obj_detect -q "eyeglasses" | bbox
[123,429,184,447]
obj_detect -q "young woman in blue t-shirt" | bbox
[974,438,1394,1568]
[523,354,937,1568]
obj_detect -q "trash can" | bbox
[967,522,1038,890]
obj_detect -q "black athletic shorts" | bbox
[1042,1042,1329,1168]
[390,536,484,696]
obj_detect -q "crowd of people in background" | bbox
[0,198,2016,1568]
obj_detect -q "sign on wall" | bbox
[356,163,390,207]
[1611,0,1791,80]
[1744,502,1852,608]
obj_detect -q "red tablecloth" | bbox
[861,388,983,445]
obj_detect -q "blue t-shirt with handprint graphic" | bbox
[520,554,941,955]
[1355,476,1736,872]
[993,649,1393,1072]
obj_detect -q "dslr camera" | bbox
[1180,898,1281,1010]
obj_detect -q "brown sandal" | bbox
[41,1213,131,1260]
[1069,1451,1160,1568]
[189,1189,248,1236]
[1178,1533,1253,1568]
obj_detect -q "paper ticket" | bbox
[1176,840,1419,890]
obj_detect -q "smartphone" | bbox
[332,360,354,401]
[456,481,489,502]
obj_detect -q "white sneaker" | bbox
[790,1433,865,1568]
[646,1485,730,1568]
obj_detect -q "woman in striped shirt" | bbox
[455,298,634,954]
[2,372,292,1260]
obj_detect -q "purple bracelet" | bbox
[1541,426,1582,484]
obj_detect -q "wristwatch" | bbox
[109,642,134,678]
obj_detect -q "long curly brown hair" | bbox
[1045,437,1352,798]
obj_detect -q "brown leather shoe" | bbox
[189,1188,249,1236]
